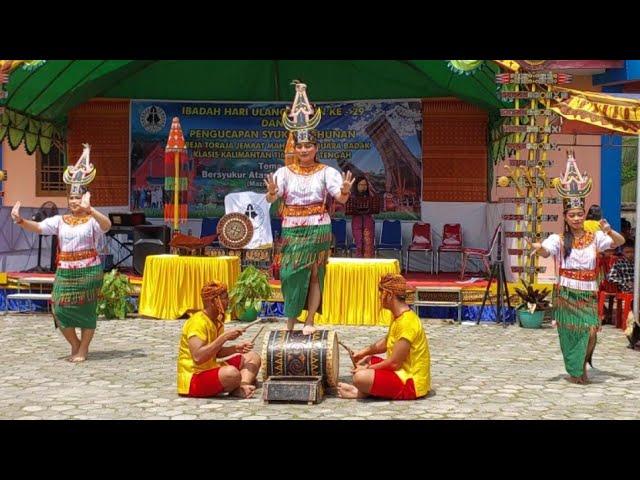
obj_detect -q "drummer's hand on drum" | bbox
[224,329,244,342]
[352,350,369,364]
[234,341,253,354]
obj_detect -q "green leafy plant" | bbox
[514,279,551,314]
[229,265,272,319]
[97,269,135,319]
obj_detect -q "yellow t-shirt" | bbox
[386,310,431,397]
[177,311,225,395]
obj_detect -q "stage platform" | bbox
[1,268,553,321]
[3,270,143,286]
[1,269,550,303]
[267,272,551,305]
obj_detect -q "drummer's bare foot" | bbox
[337,382,363,399]
[302,324,316,335]
[231,384,256,399]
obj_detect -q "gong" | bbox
[217,213,254,249]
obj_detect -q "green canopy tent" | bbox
[0,60,505,154]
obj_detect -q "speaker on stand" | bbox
[133,225,171,275]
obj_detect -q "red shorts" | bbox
[187,354,243,397]
[368,355,417,400]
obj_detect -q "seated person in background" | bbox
[608,241,638,350]
[608,240,635,293]
[177,280,261,398]
[621,218,633,241]
[337,274,431,400]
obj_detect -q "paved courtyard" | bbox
[1,314,639,420]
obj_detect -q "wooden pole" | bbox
[173,151,180,232]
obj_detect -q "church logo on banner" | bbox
[224,192,273,249]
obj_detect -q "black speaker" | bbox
[133,225,171,275]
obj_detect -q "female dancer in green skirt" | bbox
[529,152,624,383]
[11,144,111,362]
[264,82,353,335]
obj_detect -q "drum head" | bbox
[217,213,254,249]
[325,330,339,387]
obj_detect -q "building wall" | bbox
[422,98,488,202]
[67,99,130,206]
[1,99,131,209]
[1,140,67,208]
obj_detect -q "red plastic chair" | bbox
[437,223,463,273]
[616,292,634,330]
[597,254,620,324]
[405,222,433,274]
[460,224,500,280]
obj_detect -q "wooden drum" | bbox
[261,329,339,387]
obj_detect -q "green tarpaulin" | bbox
[0,60,504,153]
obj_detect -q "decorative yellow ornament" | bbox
[550,177,561,188]
[497,176,510,187]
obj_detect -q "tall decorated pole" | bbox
[164,117,188,233]
[494,62,572,284]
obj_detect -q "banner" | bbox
[130,100,423,220]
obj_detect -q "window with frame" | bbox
[36,141,66,196]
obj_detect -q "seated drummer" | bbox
[337,274,431,400]
[177,280,261,398]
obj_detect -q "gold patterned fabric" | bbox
[281,203,326,217]
[57,248,98,262]
[62,215,91,226]
[138,255,240,319]
[550,86,640,135]
[559,269,597,282]
[287,163,326,176]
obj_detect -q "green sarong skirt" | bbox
[52,264,103,329]
[280,224,332,318]
[553,285,598,377]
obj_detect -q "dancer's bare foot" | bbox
[581,372,590,384]
[65,346,80,361]
[302,324,316,335]
[337,382,361,399]
[231,384,256,398]
[69,348,88,363]
[565,375,583,384]
[286,318,296,331]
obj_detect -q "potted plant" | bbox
[97,269,135,320]
[514,279,551,328]
[229,265,273,322]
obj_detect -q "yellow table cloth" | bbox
[139,255,240,319]
[303,258,400,326]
